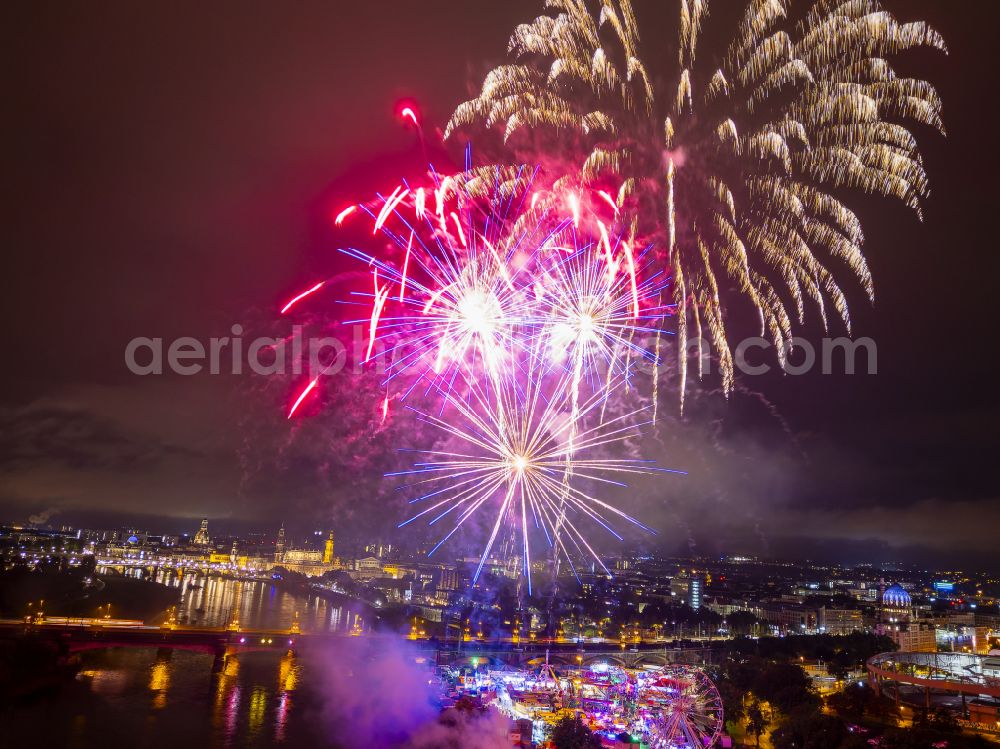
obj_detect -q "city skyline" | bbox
[6,512,999,579]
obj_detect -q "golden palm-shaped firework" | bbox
[446,0,945,404]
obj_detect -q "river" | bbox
[0,572,381,748]
[125,566,368,633]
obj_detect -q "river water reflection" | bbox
[6,647,339,748]
[0,573,373,748]
[111,566,366,632]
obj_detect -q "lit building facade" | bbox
[272,527,339,576]
[878,582,935,652]
[193,518,210,546]
[818,606,864,635]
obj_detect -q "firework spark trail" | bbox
[366,270,391,362]
[357,186,665,433]
[380,392,390,423]
[333,205,356,226]
[287,377,319,419]
[398,230,414,302]
[400,107,418,127]
[280,281,325,315]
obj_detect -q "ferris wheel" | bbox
[642,667,724,749]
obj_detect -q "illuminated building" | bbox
[878,582,935,651]
[690,578,703,611]
[273,528,339,576]
[878,583,913,630]
[936,625,992,654]
[882,583,912,613]
[208,549,249,568]
[439,567,462,591]
[274,524,286,563]
[283,549,322,564]
[364,541,394,559]
[670,571,706,610]
[818,606,863,635]
[893,621,937,652]
[760,602,819,634]
[352,556,384,580]
[323,531,334,564]
[193,518,210,546]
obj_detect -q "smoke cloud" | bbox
[312,637,510,749]
[27,506,61,525]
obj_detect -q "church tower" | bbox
[193,518,209,546]
[274,524,286,563]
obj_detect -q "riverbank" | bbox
[0,569,179,622]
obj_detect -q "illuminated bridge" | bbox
[0,619,310,671]
[0,619,715,674]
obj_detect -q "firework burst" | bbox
[281,163,678,581]
[446,0,946,406]
[334,163,671,409]
[392,357,681,589]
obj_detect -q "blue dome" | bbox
[883,583,911,608]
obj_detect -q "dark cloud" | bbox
[0,381,242,519]
[0,404,196,473]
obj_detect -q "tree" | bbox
[828,683,899,726]
[827,684,869,720]
[728,610,759,637]
[771,712,849,749]
[321,568,361,596]
[865,690,900,726]
[755,662,820,715]
[716,678,747,727]
[828,652,854,682]
[883,716,992,749]
[747,698,769,748]
[916,708,961,734]
[550,714,602,749]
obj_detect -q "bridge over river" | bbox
[0,618,716,675]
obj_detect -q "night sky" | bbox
[3,1,998,570]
